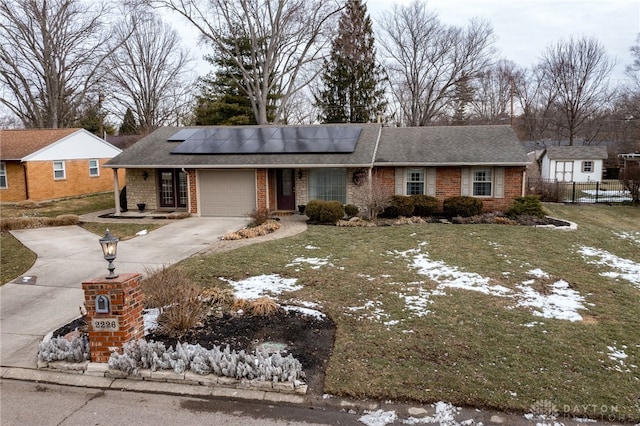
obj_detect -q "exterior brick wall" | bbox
[82,273,144,363]
[0,161,27,203]
[372,167,396,196]
[481,167,525,211]
[187,170,197,214]
[1,159,124,202]
[256,169,268,211]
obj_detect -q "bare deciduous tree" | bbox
[0,0,113,128]
[469,60,520,124]
[377,0,495,126]
[146,0,342,125]
[104,8,193,134]
[538,36,615,145]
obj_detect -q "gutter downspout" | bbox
[22,162,29,200]
[522,170,526,197]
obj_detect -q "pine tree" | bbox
[193,36,278,125]
[119,108,138,135]
[316,0,387,124]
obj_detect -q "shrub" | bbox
[507,196,546,218]
[0,215,80,231]
[248,208,271,226]
[141,266,207,338]
[381,195,415,218]
[443,196,483,218]
[411,195,439,217]
[201,287,234,306]
[305,200,345,224]
[344,204,359,218]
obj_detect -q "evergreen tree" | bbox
[316,0,387,123]
[193,36,278,125]
[119,108,138,135]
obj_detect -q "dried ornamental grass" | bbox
[201,287,235,306]
[248,297,281,316]
[222,220,281,240]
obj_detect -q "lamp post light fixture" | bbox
[99,229,119,279]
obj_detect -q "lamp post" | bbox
[99,229,119,279]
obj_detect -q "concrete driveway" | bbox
[0,217,248,369]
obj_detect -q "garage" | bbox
[198,170,256,216]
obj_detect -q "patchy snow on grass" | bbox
[286,256,332,270]
[219,274,301,300]
[347,300,389,322]
[403,401,480,425]
[396,245,512,297]
[615,231,640,247]
[578,246,640,287]
[305,244,319,250]
[528,268,550,279]
[604,343,637,373]
[515,279,586,322]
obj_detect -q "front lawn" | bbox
[176,203,640,422]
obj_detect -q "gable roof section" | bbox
[106,124,382,169]
[0,128,79,160]
[375,125,529,166]
[545,146,608,160]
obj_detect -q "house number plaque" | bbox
[91,318,119,331]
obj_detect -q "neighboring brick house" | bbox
[0,128,124,202]
[105,124,529,216]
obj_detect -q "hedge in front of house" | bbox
[305,200,345,224]
[411,195,439,217]
[443,196,483,218]
[507,196,546,218]
[381,195,415,218]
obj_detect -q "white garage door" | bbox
[198,170,256,216]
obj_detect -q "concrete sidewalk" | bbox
[0,216,252,369]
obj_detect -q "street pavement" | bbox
[0,217,249,369]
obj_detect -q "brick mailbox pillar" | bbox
[82,273,144,363]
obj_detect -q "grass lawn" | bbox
[0,192,116,218]
[176,203,640,422]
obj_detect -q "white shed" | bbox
[540,146,608,182]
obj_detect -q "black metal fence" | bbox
[526,178,631,204]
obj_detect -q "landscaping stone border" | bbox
[37,360,308,395]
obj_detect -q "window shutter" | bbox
[426,168,436,196]
[395,168,405,195]
[494,167,504,198]
[460,168,470,196]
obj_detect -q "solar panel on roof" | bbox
[167,128,200,141]
[170,126,361,154]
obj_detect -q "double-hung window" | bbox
[308,168,346,203]
[0,162,7,188]
[406,169,425,195]
[89,159,99,177]
[53,161,66,180]
[472,168,492,196]
[582,161,593,173]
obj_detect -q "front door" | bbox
[159,169,187,208]
[276,169,295,210]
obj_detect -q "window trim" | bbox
[405,168,425,195]
[472,167,493,197]
[89,159,100,177]
[581,160,594,173]
[0,161,7,189]
[53,160,66,180]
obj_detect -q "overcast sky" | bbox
[367,0,639,83]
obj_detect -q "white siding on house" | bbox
[22,129,121,161]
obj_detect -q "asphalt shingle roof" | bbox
[545,146,608,160]
[0,128,80,160]
[106,124,529,169]
[375,125,528,165]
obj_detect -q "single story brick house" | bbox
[104,124,529,216]
[0,128,124,202]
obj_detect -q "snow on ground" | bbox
[286,256,333,270]
[615,231,640,247]
[515,280,586,322]
[578,246,640,287]
[219,274,301,299]
[143,308,159,335]
[282,305,326,319]
[604,343,638,373]
[358,402,481,426]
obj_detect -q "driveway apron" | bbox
[0,217,248,369]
